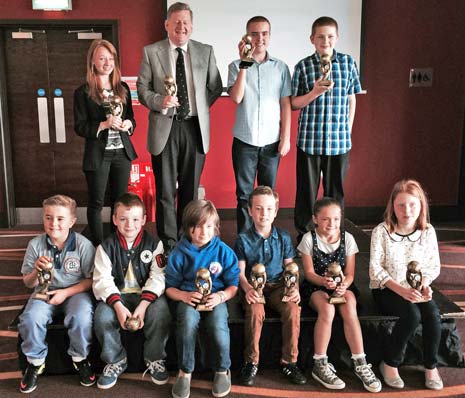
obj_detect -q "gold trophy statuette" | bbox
[319,53,333,86]
[33,260,54,302]
[239,34,254,69]
[282,262,299,302]
[125,316,141,332]
[250,263,267,304]
[406,260,427,302]
[102,91,123,120]
[195,268,213,311]
[327,262,346,304]
[164,75,177,97]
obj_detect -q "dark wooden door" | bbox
[3,24,114,207]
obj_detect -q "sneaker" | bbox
[20,362,45,393]
[73,359,96,387]
[353,357,382,393]
[312,357,345,390]
[97,357,127,389]
[212,370,231,398]
[282,362,307,385]
[239,362,258,386]
[172,373,191,398]
[143,359,169,385]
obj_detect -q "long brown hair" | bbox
[86,39,126,105]
[182,200,220,239]
[384,179,430,233]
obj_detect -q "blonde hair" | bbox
[42,194,77,218]
[182,200,220,239]
[86,39,127,105]
[384,179,430,233]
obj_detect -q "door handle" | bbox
[37,88,50,143]
[54,88,66,143]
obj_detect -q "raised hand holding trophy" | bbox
[282,262,299,302]
[250,263,267,304]
[239,35,254,69]
[406,260,427,302]
[327,262,346,304]
[195,268,213,311]
[33,256,54,302]
[319,53,333,87]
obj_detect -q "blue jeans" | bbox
[176,302,231,373]
[85,149,131,245]
[94,294,171,364]
[232,138,280,233]
[18,292,94,363]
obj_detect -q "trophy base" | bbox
[329,295,346,305]
[415,297,429,303]
[196,304,213,312]
[33,292,49,302]
[239,60,253,69]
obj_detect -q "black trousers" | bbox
[372,288,442,369]
[152,118,205,251]
[85,149,131,245]
[294,148,350,240]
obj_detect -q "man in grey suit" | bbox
[137,2,223,254]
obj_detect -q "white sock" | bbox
[28,358,45,367]
[313,354,327,360]
[72,356,85,363]
[351,353,366,360]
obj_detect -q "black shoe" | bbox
[282,362,307,385]
[73,359,96,387]
[20,362,45,393]
[239,362,258,386]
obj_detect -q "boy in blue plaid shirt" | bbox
[291,16,362,243]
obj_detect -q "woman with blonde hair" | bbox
[74,39,137,245]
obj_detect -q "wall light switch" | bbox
[409,68,433,87]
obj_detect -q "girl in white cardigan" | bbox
[369,179,443,391]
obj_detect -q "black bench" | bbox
[9,221,465,374]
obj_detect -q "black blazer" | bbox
[73,81,137,171]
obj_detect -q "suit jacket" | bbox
[137,39,223,156]
[74,82,137,171]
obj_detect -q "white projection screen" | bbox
[165,0,364,88]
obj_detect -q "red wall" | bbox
[1,0,464,209]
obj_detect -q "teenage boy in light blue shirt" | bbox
[228,16,291,234]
